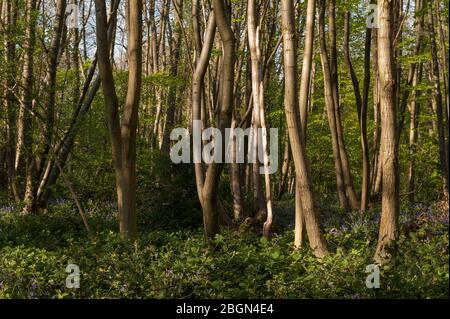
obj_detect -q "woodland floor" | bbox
[0,199,448,299]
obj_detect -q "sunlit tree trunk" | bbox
[248,0,273,237]
[95,0,142,239]
[375,0,400,263]
[343,10,371,212]
[318,0,349,212]
[327,0,359,211]
[281,0,328,257]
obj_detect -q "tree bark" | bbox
[427,0,449,195]
[327,0,359,211]
[318,0,349,212]
[374,0,400,264]
[343,10,371,212]
[281,0,328,257]
[95,0,142,239]
[20,0,38,214]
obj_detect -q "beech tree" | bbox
[374,0,400,263]
[95,0,143,239]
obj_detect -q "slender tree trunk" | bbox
[161,0,183,154]
[407,63,422,203]
[294,0,315,245]
[21,0,38,214]
[277,130,290,200]
[327,0,359,210]
[374,0,400,263]
[318,0,349,212]
[193,0,235,239]
[427,0,449,195]
[248,0,274,237]
[95,0,142,239]
[281,0,328,257]
[3,0,20,201]
[343,10,371,212]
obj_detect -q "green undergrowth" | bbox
[0,203,448,299]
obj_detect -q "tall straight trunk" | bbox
[407,63,422,203]
[149,0,158,74]
[281,0,328,257]
[343,10,371,212]
[121,0,143,238]
[229,21,246,222]
[374,0,400,263]
[161,0,183,154]
[436,4,449,130]
[248,0,274,237]
[427,1,449,194]
[360,14,372,211]
[294,0,315,246]
[277,130,290,200]
[21,0,38,214]
[327,0,359,210]
[318,0,349,212]
[229,117,243,220]
[3,0,20,201]
[371,28,383,197]
[397,0,423,144]
[95,0,142,239]
[298,0,315,139]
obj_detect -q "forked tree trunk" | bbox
[281,0,328,257]
[318,0,349,212]
[343,10,371,212]
[247,0,273,237]
[327,0,359,211]
[95,0,142,239]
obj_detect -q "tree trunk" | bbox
[95,0,142,239]
[374,0,400,264]
[247,0,274,237]
[318,0,349,212]
[161,0,183,154]
[407,63,422,203]
[343,10,371,212]
[427,0,449,195]
[21,0,38,214]
[2,0,20,201]
[327,0,359,211]
[281,0,328,257]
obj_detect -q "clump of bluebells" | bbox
[0,203,448,299]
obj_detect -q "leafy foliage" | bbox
[0,203,447,299]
